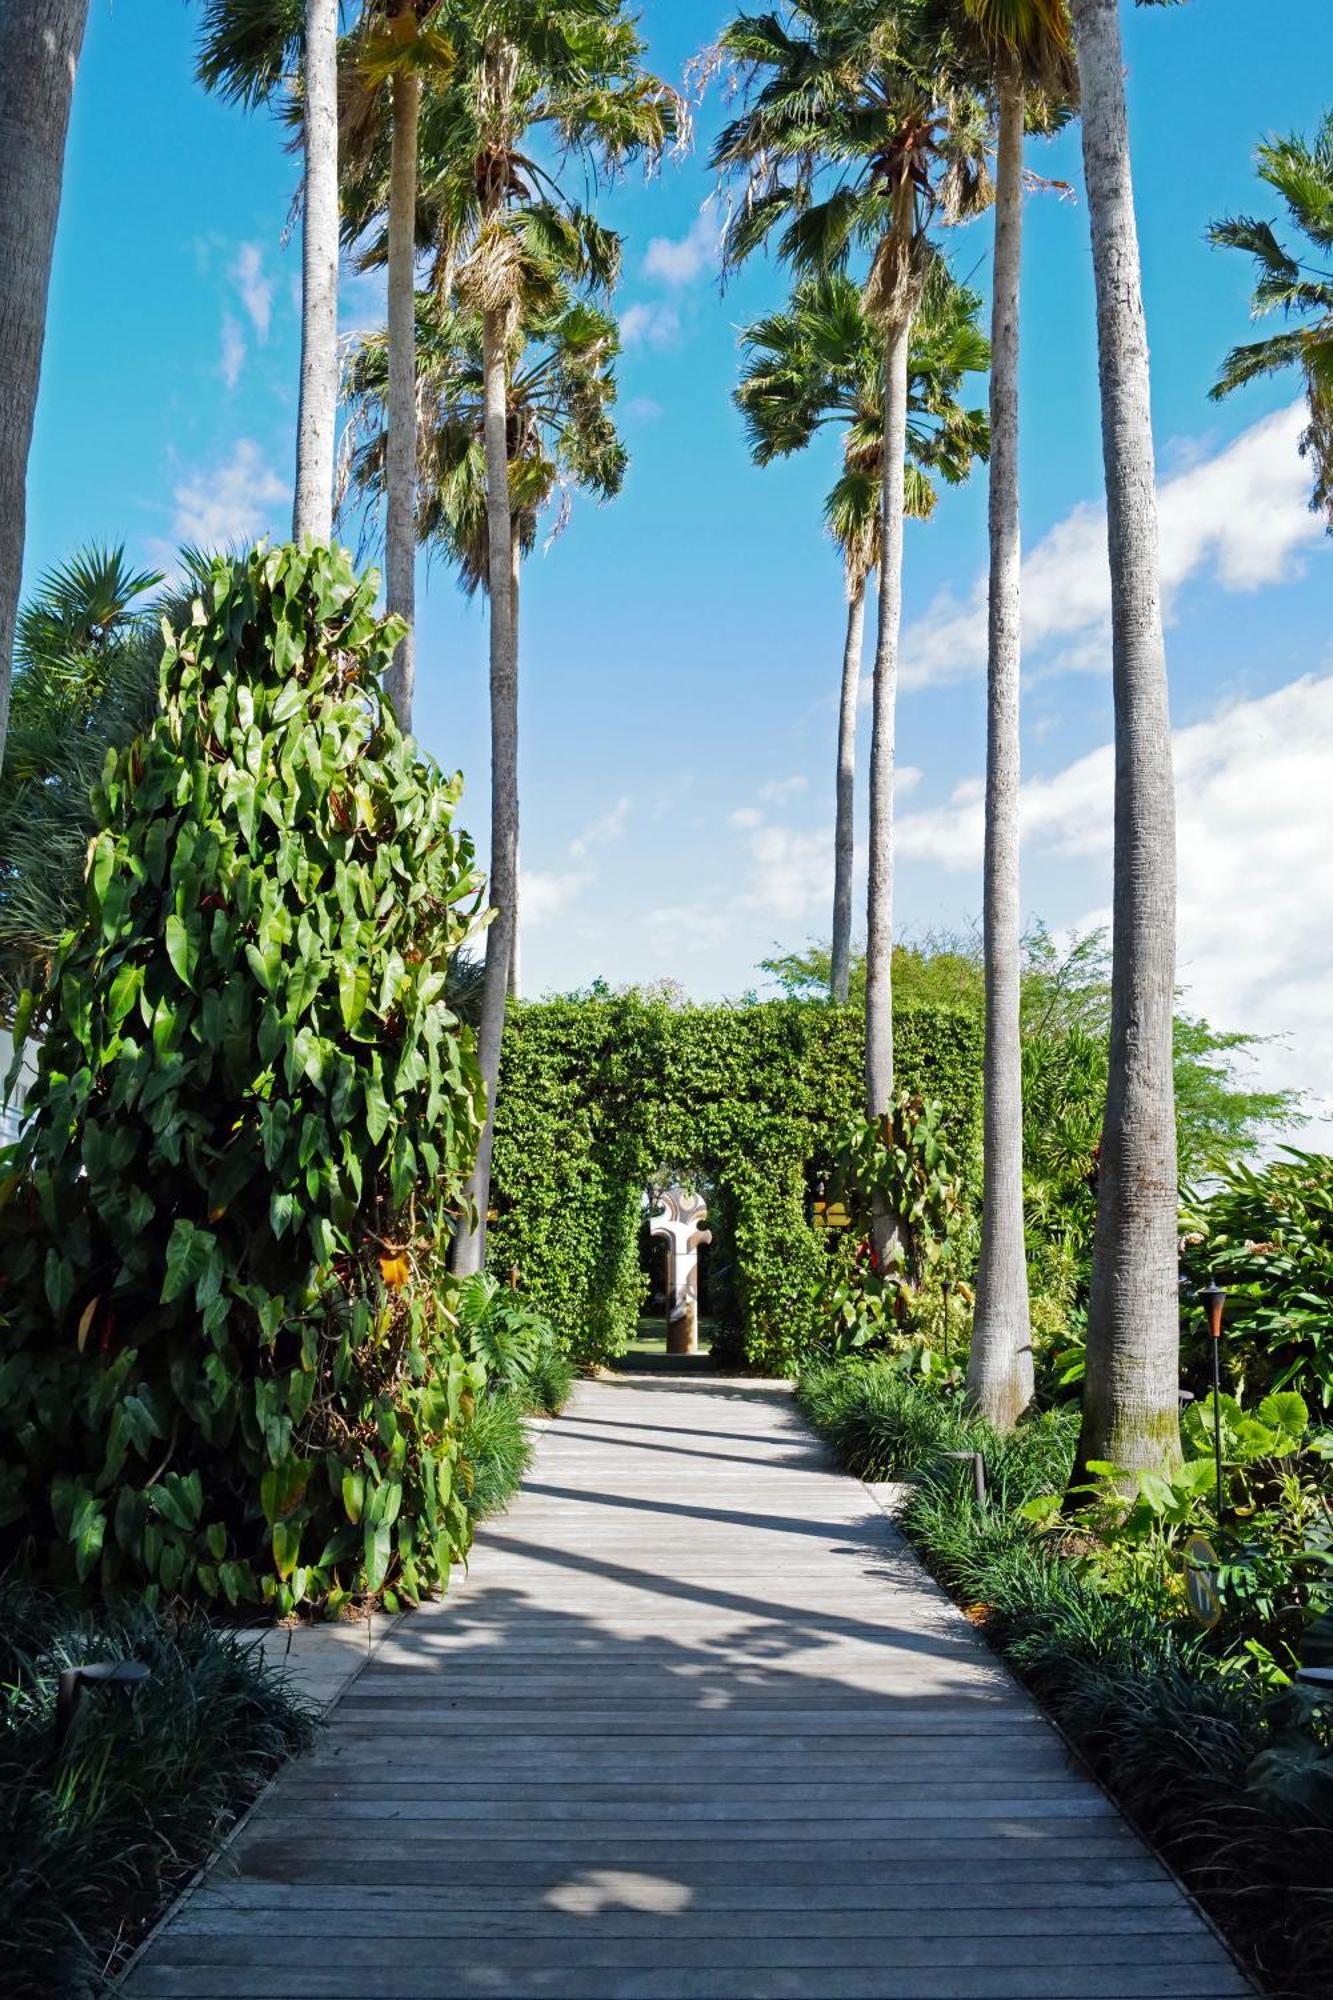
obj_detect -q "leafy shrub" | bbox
[813,1092,972,1360]
[522,1343,576,1416]
[457,1388,533,1523]
[1019,1389,1333,1675]
[0,544,486,1615]
[0,1578,314,1998]
[455,1270,554,1388]
[1182,1150,1333,1409]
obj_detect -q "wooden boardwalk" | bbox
[125,1376,1252,1999]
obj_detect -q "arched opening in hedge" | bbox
[485,996,984,1375]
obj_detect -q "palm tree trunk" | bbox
[291,0,338,544]
[383,64,420,729]
[454,307,517,1277]
[1071,0,1180,1480]
[830,567,866,1006]
[968,63,1033,1430]
[0,0,89,778]
[508,528,522,1001]
[865,314,912,1264]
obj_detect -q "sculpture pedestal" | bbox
[666,1304,697,1356]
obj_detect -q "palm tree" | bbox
[0,0,90,783]
[1210,110,1333,530]
[952,0,1075,1430]
[339,5,456,727]
[342,283,626,980]
[196,0,342,543]
[1069,0,1179,1479]
[0,547,165,1007]
[734,262,989,1006]
[400,2,676,1276]
[714,0,990,1260]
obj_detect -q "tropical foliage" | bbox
[1211,107,1333,527]
[0,544,486,1615]
[0,546,164,1009]
[342,281,626,588]
[1181,1152,1333,1413]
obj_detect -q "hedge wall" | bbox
[487,995,983,1374]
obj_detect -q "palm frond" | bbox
[195,0,305,108]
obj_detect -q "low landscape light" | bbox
[943,1449,987,1508]
[55,1659,151,1748]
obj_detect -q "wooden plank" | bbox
[125,1965,1252,2000]
[123,1376,1253,2000]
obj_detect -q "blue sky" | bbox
[26,0,1333,1128]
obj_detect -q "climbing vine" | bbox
[0,545,486,1614]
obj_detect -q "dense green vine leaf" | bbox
[0,543,488,1612]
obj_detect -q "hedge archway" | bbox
[487,995,984,1374]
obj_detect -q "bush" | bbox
[0,1579,315,1998]
[798,1360,1333,1998]
[0,544,487,1616]
[522,1344,577,1416]
[457,1388,533,1522]
[1182,1149,1333,1409]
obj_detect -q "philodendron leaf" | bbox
[338,962,371,1035]
[164,914,194,988]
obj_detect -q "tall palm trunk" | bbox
[830,566,867,1005]
[454,308,517,1276]
[968,62,1033,1429]
[0,0,89,777]
[864,313,912,1262]
[383,63,420,728]
[1071,0,1180,1479]
[508,530,522,1001]
[292,0,339,544]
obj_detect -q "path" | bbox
[124,1376,1251,2000]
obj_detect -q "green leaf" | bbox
[164,914,194,988]
[338,962,371,1035]
[272,1517,302,1581]
[363,1519,392,1593]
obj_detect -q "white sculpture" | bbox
[648,1186,712,1355]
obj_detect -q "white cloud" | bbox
[729,806,763,830]
[759,774,808,804]
[231,242,272,342]
[903,403,1326,689]
[739,821,833,922]
[625,396,663,423]
[899,672,1333,1134]
[219,313,245,393]
[643,207,718,287]
[171,438,287,552]
[522,869,588,926]
[620,302,681,350]
[642,904,733,957]
[571,797,631,858]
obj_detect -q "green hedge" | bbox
[488,995,983,1373]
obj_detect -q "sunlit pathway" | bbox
[125,1376,1252,1999]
